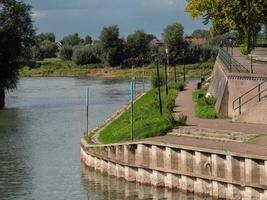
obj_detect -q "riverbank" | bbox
[19,58,214,79]
[87,85,183,144]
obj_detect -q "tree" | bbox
[0,0,35,109]
[36,32,56,42]
[99,25,124,66]
[163,23,185,62]
[126,30,155,59]
[185,0,267,54]
[72,45,101,65]
[59,45,73,61]
[192,29,210,39]
[84,35,92,45]
[39,40,57,58]
[62,33,82,46]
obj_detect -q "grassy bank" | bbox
[19,58,214,79]
[89,87,178,144]
[192,89,217,119]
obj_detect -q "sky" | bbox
[22,0,210,41]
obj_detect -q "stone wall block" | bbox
[165,173,179,189]
[108,162,116,176]
[136,168,151,185]
[125,166,136,182]
[164,147,172,170]
[151,170,165,187]
[116,164,125,179]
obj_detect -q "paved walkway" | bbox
[174,81,267,136]
[148,81,267,156]
[231,47,267,74]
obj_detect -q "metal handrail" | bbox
[233,80,267,114]
[218,48,250,73]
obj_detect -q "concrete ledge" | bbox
[81,139,267,199]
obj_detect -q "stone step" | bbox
[169,127,258,143]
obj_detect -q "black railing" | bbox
[218,48,250,73]
[233,80,267,115]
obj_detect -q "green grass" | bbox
[19,58,103,77]
[19,57,214,79]
[94,87,178,144]
[192,89,218,119]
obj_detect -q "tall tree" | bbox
[99,25,123,66]
[127,30,155,59]
[62,33,82,46]
[185,0,267,54]
[163,22,185,62]
[0,0,35,109]
[84,35,93,45]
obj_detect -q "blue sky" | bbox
[23,0,209,41]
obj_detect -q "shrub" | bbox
[72,45,101,65]
[151,71,164,88]
[240,43,249,55]
[59,45,73,60]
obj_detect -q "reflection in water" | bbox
[81,163,206,200]
[0,109,33,200]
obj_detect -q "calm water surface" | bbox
[0,77,197,200]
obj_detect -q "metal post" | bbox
[258,84,261,102]
[250,56,253,74]
[183,49,186,82]
[142,58,145,94]
[241,96,243,114]
[86,88,90,136]
[164,58,168,95]
[156,58,163,116]
[229,57,232,72]
[174,64,177,83]
[130,80,134,141]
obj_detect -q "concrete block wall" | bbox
[208,56,267,117]
[81,139,267,199]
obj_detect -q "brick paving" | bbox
[147,81,267,156]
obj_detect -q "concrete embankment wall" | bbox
[81,139,267,199]
[208,57,267,117]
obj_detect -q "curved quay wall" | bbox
[81,139,267,199]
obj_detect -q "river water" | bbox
[0,77,195,200]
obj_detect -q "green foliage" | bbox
[98,88,178,144]
[99,25,124,66]
[186,0,267,53]
[192,29,210,39]
[163,23,185,62]
[126,30,155,59]
[72,45,101,65]
[192,89,217,119]
[39,40,58,58]
[59,45,73,60]
[62,33,82,46]
[36,32,56,42]
[240,43,249,55]
[0,0,35,92]
[84,35,92,45]
[151,70,164,88]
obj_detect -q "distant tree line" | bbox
[30,24,217,67]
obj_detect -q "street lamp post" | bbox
[156,56,163,116]
[141,57,145,94]
[165,48,169,95]
[183,49,186,82]
[130,57,136,98]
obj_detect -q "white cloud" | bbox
[31,10,47,19]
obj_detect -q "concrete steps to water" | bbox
[169,127,258,143]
